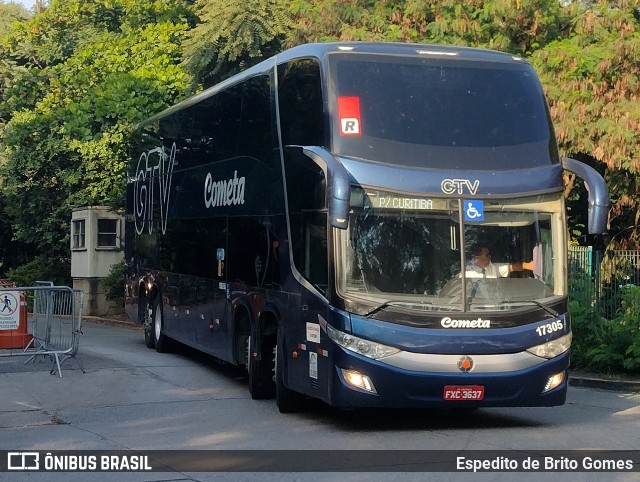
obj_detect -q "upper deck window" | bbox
[329,54,559,169]
[277,58,325,147]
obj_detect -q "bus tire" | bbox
[247,333,275,399]
[144,304,155,349]
[275,332,305,413]
[152,297,169,353]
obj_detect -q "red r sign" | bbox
[337,96,362,136]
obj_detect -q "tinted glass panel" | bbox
[278,59,325,147]
[283,148,328,294]
[330,54,558,169]
[241,76,275,165]
[156,74,275,171]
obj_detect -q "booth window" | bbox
[72,219,86,249]
[97,219,119,248]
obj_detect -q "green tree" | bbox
[0,1,33,276]
[182,0,292,88]
[288,0,570,54]
[0,0,194,276]
[0,1,30,125]
[531,1,640,247]
[0,2,30,33]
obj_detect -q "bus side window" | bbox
[240,75,275,168]
[277,58,325,147]
[283,148,328,293]
[215,83,244,162]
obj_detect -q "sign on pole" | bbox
[0,291,20,330]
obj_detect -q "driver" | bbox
[465,243,534,278]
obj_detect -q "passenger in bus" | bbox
[465,243,534,278]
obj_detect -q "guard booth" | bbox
[70,206,124,316]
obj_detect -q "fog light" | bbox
[341,368,377,394]
[543,371,565,392]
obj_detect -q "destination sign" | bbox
[367,194,448,210]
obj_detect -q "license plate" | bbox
[443,385,484,401]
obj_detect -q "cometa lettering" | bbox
[204,171,246,208]
[441,317,491,328]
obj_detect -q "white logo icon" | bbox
[341,118,360,134]
[466,203,481,219]
[8,452,40,470]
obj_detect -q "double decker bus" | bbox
[125,42,608,412]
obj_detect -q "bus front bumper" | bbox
[327,348,570,408]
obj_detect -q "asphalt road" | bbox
[1,320,639,482]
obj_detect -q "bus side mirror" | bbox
[302,146,351,229]
[562,157,609,234]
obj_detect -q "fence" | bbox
[0,282,84,377]
[568,247,640,318]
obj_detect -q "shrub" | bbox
[6,256,71,287]
[102,259,125,306]
[610,286,640,372]
[570,286,640,374]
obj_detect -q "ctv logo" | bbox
[440,179,480,195]
[7,452,40,470]
[133,143,176,236]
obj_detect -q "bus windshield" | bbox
[335,192,565,314]
[329,53,559,169]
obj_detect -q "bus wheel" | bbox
[144,304,155,349]
[275,333,305,413]
[247,333,275,399]
[152,297,169,353]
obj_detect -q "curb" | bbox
[83,315,142,330]
[569,373,640,393]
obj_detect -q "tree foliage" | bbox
[0,0,193,275]
[531,1,640,247]
[287,0,570,55]
[0,2,30,34]
[0,1,30,127]
[182,0,292,88]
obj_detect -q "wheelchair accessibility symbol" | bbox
[464,200,484,222]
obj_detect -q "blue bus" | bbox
[125,42,608,412]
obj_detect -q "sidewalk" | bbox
[81,315,640,393]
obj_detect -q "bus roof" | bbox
[274,41,525,65]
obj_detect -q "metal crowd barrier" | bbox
[0,282,84,377]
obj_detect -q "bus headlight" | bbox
[526,333,572,359]
[326,324,400,359]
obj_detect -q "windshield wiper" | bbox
[362,300,402,318]
[488,299,559,318]
[362,300,438,317]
